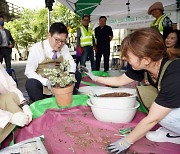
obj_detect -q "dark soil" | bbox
[98,92,132,97]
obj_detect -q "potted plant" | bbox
[43,60,76,106]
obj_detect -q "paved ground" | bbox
[7,61,27,92]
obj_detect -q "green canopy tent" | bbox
[57,0,179,29]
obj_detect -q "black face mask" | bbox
[0,21,4,26]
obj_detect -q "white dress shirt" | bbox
[25,39,76,86]
[0,29,8,47]
[0,64,25,128]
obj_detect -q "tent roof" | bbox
[58,0,177,23]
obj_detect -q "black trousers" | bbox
[95,48,110,71]
[76,56,81,67]
[0,47,12,69]
[25,70,82,102]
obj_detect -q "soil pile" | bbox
[98,92,132,97]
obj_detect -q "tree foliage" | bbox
[51,3,81,33]
[4,2,81,58]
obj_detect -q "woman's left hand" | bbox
[22,105,32,124]
[107,137,131,153]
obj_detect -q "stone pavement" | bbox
[10,61,27,92]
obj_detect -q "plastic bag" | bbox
[0,136,48,154]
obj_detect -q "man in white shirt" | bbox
[25,22,81,102]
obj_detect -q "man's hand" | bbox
[93,46,97,54]
[107,137,131,154]
[10,112,27,127]
[80,65,88,73]
[109,35,113,41]
[22,105,32,124]
[80,65,97,81]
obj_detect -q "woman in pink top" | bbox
[0,63,32,144]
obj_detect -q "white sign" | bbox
[107,12,177,29]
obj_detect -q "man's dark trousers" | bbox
[95,48,110,72]
[0,47,12,68]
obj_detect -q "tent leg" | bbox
[48,10,51,31]
[177,11,180,29]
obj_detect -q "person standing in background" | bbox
[165,29,180,58]
[0,15,15,69]
[76,15,96,71]
[95,16,113,72]
[165,29,180,49]
[0,16,3,21]
[148,2,173,39]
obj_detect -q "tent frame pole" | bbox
[76,4,99,13]
[48,9,50,31]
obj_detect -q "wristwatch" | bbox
[19,100,29,109]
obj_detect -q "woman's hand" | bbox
[80,65,97,81]
[10,112,27,127]
[123,102,171,144]
[22,105,32,125]
[107,137,131,153]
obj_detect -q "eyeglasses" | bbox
[52,36,66,44]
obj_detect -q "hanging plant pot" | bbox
[52,84,73,106]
